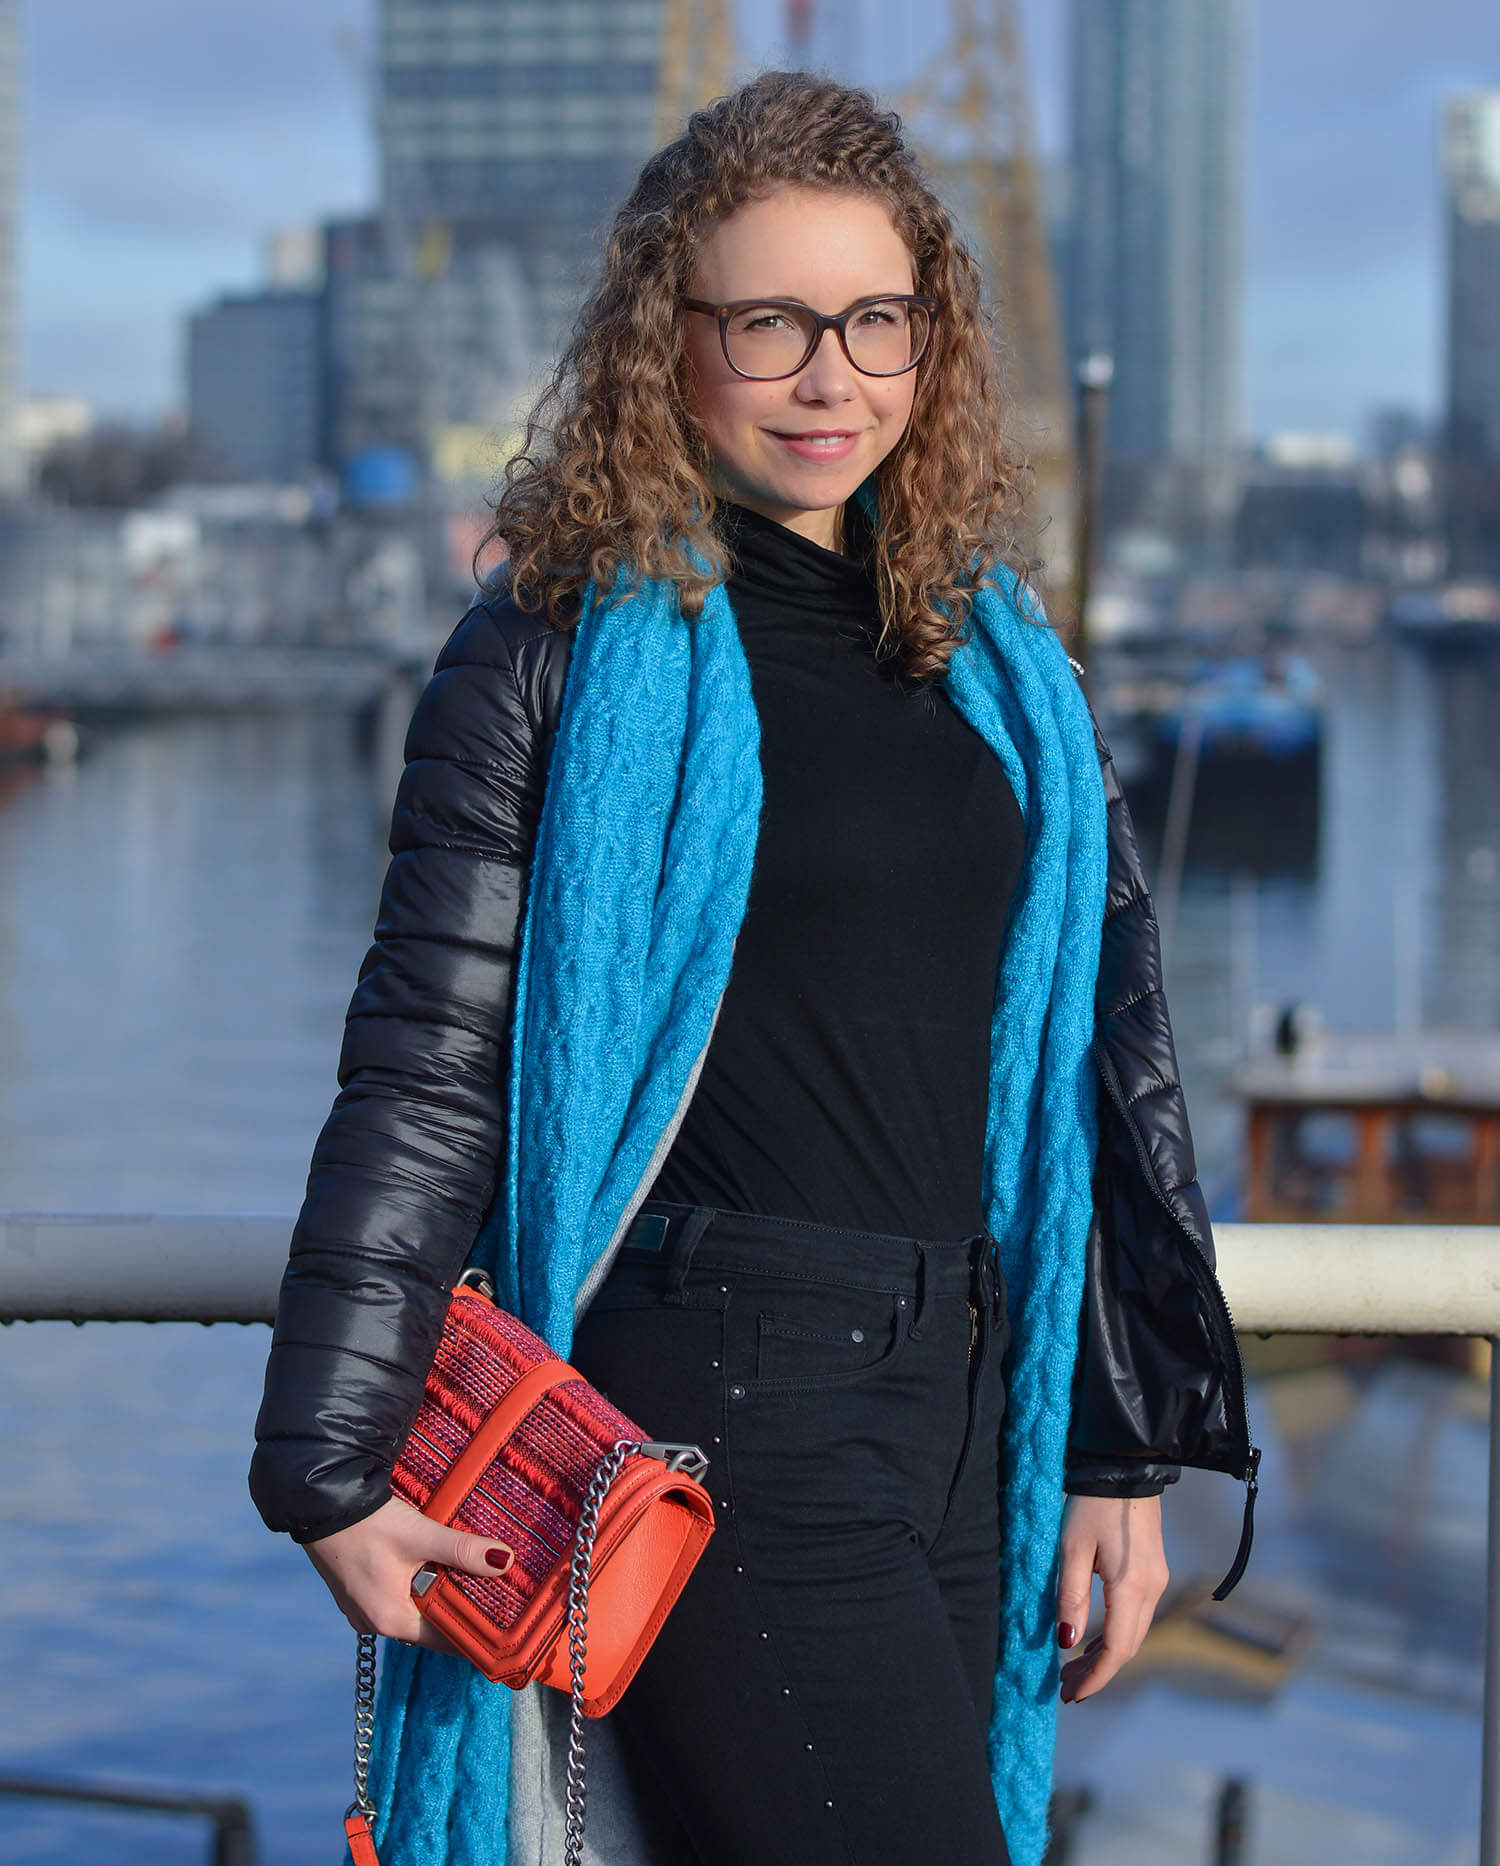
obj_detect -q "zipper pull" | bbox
[1210,1445,1260,1601]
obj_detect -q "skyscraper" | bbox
[377,0,666,359]
[1444,92,1500,464]
[1443,91,1500,576]
[0,0,20,498]
[1064,0,1246,470]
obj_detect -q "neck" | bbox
[709,482,846,555]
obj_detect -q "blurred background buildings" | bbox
[0,0,20,499]
[1444,89,1500,577]
[1064,0,1246,556]
[5,0,1495,651]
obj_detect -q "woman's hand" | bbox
[303,1494,516,1654]
[1055,1493,1169,1704]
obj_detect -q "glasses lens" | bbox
[845,299,929,375]
[723,304,818,378]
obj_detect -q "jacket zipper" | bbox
[1092,1037,1261,1598]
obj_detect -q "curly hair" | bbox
[479,67,1044,683]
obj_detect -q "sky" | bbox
[18,0,1500,446]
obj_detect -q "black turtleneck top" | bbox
[644,499,1026,1240]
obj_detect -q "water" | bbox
[0,634,1495,1861]
[0,713,385,1864]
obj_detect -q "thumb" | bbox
[1056,1541,1094,1651]
[425,1522,517,1580]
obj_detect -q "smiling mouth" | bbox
[770,431,858,446]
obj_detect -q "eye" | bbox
[856,303,904,328]
[729,308,797,334]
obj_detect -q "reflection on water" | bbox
[0,636,1494,1858]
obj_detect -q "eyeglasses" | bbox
[682,293,937,380]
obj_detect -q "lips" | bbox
[767,429,862,460]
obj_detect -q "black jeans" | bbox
[571,1198,1014,1866]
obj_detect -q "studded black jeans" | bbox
[570,1198,1014,1866]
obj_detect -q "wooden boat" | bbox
[1231,1026,1500,1372]
[0,691,80,765]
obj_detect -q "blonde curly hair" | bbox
[480,67,1043,682]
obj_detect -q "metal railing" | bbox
[0,1772,257,1863]
[2,1212,1499,1862]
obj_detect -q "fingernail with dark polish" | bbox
[485,1545,514,1571]
[1058,1621,1076,1648]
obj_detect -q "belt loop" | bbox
[663,1206,716,1305]
[908,1242,930,1340]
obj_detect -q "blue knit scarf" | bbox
[360,502,1107,1866]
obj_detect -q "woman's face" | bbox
[682,185,920,552]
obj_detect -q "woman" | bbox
[250,69,1257,1866]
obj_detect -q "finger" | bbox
[1059,1635,1104,1691]
[406,1616,465,1659]
[1063,1595,1151,1702]
[424,1524,518,1580]
[1055,1536,1095,1650]
[367,1597,464,1655]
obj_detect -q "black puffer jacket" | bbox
[250,585,1259,1596]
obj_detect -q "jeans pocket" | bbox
[748,1281,909,1392]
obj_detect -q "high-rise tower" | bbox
[1065,0,1246,470]
[349,0,728,475]
[1443,91,1500,575]
[1444,92,1500,464]
[378,0,693,359]
[0,0,20,497]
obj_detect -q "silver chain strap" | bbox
[563,1438,638,1866]
[347,1440,641,1863]
[353,1630,378,1822]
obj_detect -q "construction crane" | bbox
[656,0,735,143]
[894,0,1078,605]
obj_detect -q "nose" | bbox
[793,325,857,403]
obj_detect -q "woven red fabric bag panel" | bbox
[390,1299,645,1632]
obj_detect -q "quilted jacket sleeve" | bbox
[1063,698,1185,1501]
[248,595,564,1545]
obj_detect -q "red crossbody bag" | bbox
[344,1268,716,1866]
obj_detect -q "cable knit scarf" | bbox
[359,499,1108,1866]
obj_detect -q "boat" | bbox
[1154,651,1322,759]
[0,691,79,766]
[1230,1022,1500,1373]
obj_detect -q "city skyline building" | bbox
[187,289,325,483]
[1063,0,1246,471]
[1444,90,1500,463]
[1442,89,1500,576]
[0,0,21,496]
[377,0,664,362]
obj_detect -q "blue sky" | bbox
[19,0,1500,444]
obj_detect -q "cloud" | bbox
[25,0,374,241]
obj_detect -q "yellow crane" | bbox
[894,0,1078,607]
[656,0,735,143]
